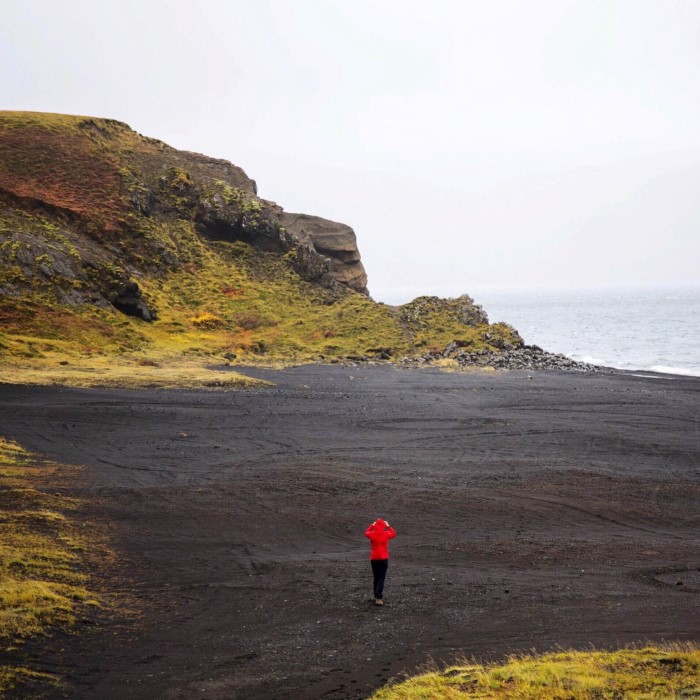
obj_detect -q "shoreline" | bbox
[1,349,699,392]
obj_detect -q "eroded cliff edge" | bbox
[0,112,368,317]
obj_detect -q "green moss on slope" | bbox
[0,111,520,374]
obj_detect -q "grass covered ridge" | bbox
[372,644,700,699]
[0,437,101,696]
[0,111,523,387]
[0,236,520,387]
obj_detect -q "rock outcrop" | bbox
[399,295,490,330]
[0,112,368,321]
[279,213,368,295]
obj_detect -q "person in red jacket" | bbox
[365,518,396,605]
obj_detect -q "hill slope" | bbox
[0,111,521,372]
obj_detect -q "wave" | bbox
[569,353,609,367]
[566,353,700,377]
[647,365,700,378]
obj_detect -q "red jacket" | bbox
[365,519,396,560]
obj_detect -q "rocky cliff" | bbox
[0,111,522,365]
[0,112,368,318]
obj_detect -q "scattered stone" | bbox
[366,347,392,360]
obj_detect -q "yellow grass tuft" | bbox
[0,665,58,697]
[0,437,103,693]
[372,644,700,699]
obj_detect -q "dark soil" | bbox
[0,365,698,699]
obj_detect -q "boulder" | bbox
[108,280,157,322]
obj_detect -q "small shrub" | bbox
[164,167,193,191]
[190,313,226,329]
[221,286,244,298]
[234,313,265,331]
[136,358,160,367]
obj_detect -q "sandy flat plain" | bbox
[1,365,698,699]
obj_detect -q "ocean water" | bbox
[377,285,700,377]
[469,286,700,377]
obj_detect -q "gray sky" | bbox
[2,0,699,302]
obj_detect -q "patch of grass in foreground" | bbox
[0,666,58,697]
[371,644,700,699]
[0,357,272,390]
[0,437,100,696]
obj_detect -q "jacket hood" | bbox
[373,519,386,529]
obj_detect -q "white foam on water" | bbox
[568,353,609,367]
[648,365,700,378]
[569,355,700,377]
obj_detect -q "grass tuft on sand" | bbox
[0,356,271,390]
[371,644,700,699]
[0,437,100,695]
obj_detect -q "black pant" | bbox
[371,559,389,599]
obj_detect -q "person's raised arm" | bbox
[386,524,396,539]
[365,523,374,538]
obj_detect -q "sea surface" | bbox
[380,286,700,377]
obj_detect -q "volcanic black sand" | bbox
[1,365,698,699]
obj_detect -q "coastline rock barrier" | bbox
[447,345,600,372]
[391,344,600,372]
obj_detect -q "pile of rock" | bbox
[341,343,602,372]
[438,344,599,372]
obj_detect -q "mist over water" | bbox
[377,286,700,377]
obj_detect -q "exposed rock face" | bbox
[108,281,156,322]
[0,112,370,321]
[399,295,490,330]
[279,213,368,295]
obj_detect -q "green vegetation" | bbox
[0,233,514,385]
[0,358,271,390]
[164,166,194,190]
[213,180,262,213]
[0,110,522,387]
[371,644,700,699]
[0,437,100,696]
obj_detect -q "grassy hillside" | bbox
[372,644,700,699]
[0,111,522,385]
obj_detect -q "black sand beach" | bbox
[1,366,698,699]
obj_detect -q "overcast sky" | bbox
[2,0,699,301]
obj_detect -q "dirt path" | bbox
[1,366,698,698]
